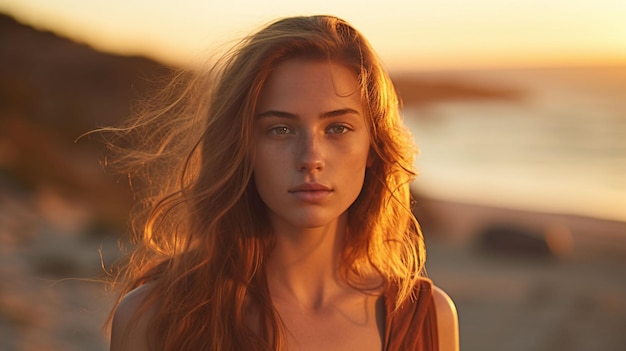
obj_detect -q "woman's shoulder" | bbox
[431,285,459,351]
[110,283,158,351]
[409,278,457,319]
[431,285,456,321]
[384,278,458,350]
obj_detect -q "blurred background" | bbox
[0,1,625,350]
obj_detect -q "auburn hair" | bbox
[106,15,424,350]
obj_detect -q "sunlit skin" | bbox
[254,59,370,235]
[253,59,382,351]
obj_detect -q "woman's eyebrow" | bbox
[320,108,360,119]
[256,108,360,120]
[256,110,298,119]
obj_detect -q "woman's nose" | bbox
[296,132,324,172]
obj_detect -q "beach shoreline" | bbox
[413,194,626,258]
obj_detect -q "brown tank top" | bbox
[383,278,439,351]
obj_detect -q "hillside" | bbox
[0,13,174,228]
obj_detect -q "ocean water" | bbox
[403,66,626,222]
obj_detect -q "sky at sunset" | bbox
[1,0,625,70]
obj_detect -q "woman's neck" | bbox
[265,214,348,310]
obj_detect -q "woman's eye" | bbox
[328,125,350,134]
[270,126,292,135]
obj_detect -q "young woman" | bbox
[108,15,458,351]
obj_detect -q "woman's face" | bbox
[253,59,370,232]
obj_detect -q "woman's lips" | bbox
[288,183,333,202]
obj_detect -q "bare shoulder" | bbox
[432,286,459,351]
[110,283,157,351]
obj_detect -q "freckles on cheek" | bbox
[344,145,371,168]
[254,145,283,182]
[257,145,278,164]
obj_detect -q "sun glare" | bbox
[0,0,625,70]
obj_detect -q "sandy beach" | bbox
[1,186,625,351]
[418,196,626,351]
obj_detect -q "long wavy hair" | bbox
[106,15,424,350]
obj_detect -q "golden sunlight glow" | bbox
[1,0,625,70]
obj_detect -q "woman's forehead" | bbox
[256,59,363,114]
